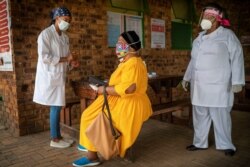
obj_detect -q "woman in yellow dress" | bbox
[73,31,152,167]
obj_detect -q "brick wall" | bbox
[0,73,18,135]
[3,0,114,136]
[0,0,249,136]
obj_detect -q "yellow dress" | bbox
[79,56,152,157]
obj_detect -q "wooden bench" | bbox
[60,98,80,126]
[151,99,192,124]
[234,73,250,110]
[125,99,192,162]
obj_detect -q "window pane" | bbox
[171,22,192,50]
[171,0,197,22]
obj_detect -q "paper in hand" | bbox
[89,84,98,91]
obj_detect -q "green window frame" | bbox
[171,0,197,50]
[171,21,192,50]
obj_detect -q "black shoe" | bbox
[224,149,236,156]
[186,145,207,151]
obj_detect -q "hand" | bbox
[67,53,74,62]
[89,84,98,91]
[232,85,243,93]
[70,60,80,68]
[67,51,79,62]
[71,51,79,60]
[97,86,105,95]
[181,80,189,91]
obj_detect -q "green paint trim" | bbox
[109,0,149,13]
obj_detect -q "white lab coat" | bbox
[184,26,245,107]
[33,25,69,106]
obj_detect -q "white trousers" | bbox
[192,105,236,151]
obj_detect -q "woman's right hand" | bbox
[181,80,189,91]
[70,60,80,68]
[67,53,74,62]
[71,51,79,60]
[67,51,79,62]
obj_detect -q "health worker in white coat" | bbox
[33,7,79,149]
[182,3,245,156]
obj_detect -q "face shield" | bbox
[199,8,223,30]
[199,7,230,29]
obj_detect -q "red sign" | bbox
[151,25,165,32]
[0,18,8,27]
[0,0,6,10]
[0,0,13,71]
[0,36,9,45]
[0,44,9,53]
[0,0,10,53]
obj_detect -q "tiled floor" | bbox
[0,110,250,167]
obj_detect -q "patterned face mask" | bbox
[115,43,129,58]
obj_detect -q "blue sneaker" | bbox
[77,144,88,152]
[73,157,100,167]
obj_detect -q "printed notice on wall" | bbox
[107,11,124,47]
[0,0,13,71]
[107,11,143,48]
[125,15,143,47]
[151,18,165,48]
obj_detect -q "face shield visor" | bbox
[199,7,230,29]
[199,8,223,30]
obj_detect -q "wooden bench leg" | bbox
[188,105,193,127]
[60,107,66,124]
[125,146,135,162]
[166,112,173,123]
[60,105,73,126]
[65,106,72,126]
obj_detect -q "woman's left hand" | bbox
[70,60,80,68]
[97,86,105,95]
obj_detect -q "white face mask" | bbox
[58,19,70,31]
[200,19,212,30]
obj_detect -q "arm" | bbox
[228,31,245,87]
[97,86,119,96]
[97,62,138,96]
[181,57,193,91]
[38,31,71,65]
[114,63,138,97]
[183,58,193,82]
[97,83,136,96]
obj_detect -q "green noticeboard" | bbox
[171,22,192,50]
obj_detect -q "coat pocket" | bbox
[47,71,65,86]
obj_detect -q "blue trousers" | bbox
[50,106,62,139]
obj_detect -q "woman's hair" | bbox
[120,31,141,51]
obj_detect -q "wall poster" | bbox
[107,11,124,47]
[151,18,165,48]
[107,11,143,47]
[125,15,143,47]
[0,0,13,71]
